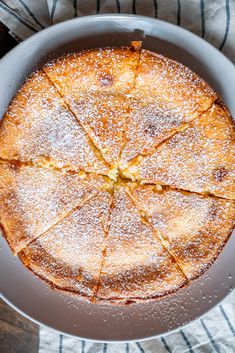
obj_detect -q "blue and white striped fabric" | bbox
[0,1,235,352]
[0,0,234,62]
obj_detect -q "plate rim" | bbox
[1,290,234,343]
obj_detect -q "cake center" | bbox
[105,162,142,191]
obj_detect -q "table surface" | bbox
[0,23,39,353]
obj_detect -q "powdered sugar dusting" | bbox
[129,184,235,280]
[44,48,139,167]
[120,49,217,165]
[0,71,108,175]
[44,47,140,95]
[97,187,186,301]
[0,162,105,252]
[0,47,234,303]
[136,50,216,110]
[120,98,186,164]
[69,92,130,166]
[139,104,235,199]
[20,189,112,297]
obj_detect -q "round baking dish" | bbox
[0,14,235,342]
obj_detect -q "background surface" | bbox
[0,1,235,352]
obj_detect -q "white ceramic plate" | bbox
[0,14,235,342]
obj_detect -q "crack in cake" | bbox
[0,44,234,304]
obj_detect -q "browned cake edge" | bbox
[0,70,110,177]
[126,185,235,283]
[14,191,235,306]
[42,44,142,173]
[0,46,234,305]
[92,187,188,305]
[119,48,220,165]
[18,251,96,303]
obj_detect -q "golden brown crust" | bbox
[19,190,112,297]
[0,162,105,253]
[128,184,235,280]
[0,46,234,305]
[43,47,140,168]
[97,187,187,301]
[44,47,140,95]
[95,279,189,305]
[0,71,108,175]
[137,104,235,199]
[120,49,218,166]
[67,92,130,167]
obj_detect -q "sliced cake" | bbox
[0,71,108,175]
[120,49,217,168]
[0,162,105,252]
[97,186,187,303]
[128,184,235,279]
[20,189,112,298]
[134,104,235,199]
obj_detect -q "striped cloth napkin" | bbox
[0,1,234,352]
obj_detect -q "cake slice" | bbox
[44,47,140,172]
[0,163,105,253]
[43,47,140,95]
[67,92,129,171]
[97,186,187,303]
[128,184,235,280]
[0,71,108,175]
[19,189,112,299]
[134,104,235,199]
[120,49,217,168]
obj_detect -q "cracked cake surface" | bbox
[19,189,112,298]
[0,45,234,304]
[120,49,217,168]
[97,186,187,303]
[0,162,106,253]
[134,103,235,199]
[0,71,108,175]
[127,184,235,280]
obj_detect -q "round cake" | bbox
[0,44,234,305]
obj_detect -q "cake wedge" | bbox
[128,184,235,280]
[0,163,105,253]
[133,104,235,199]
[120,49,217,168]
[44,47,141,173]
[97,186,187,303]
[19,189,112,299]
[0,71,108,175]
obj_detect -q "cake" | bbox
[0,44,234,304]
